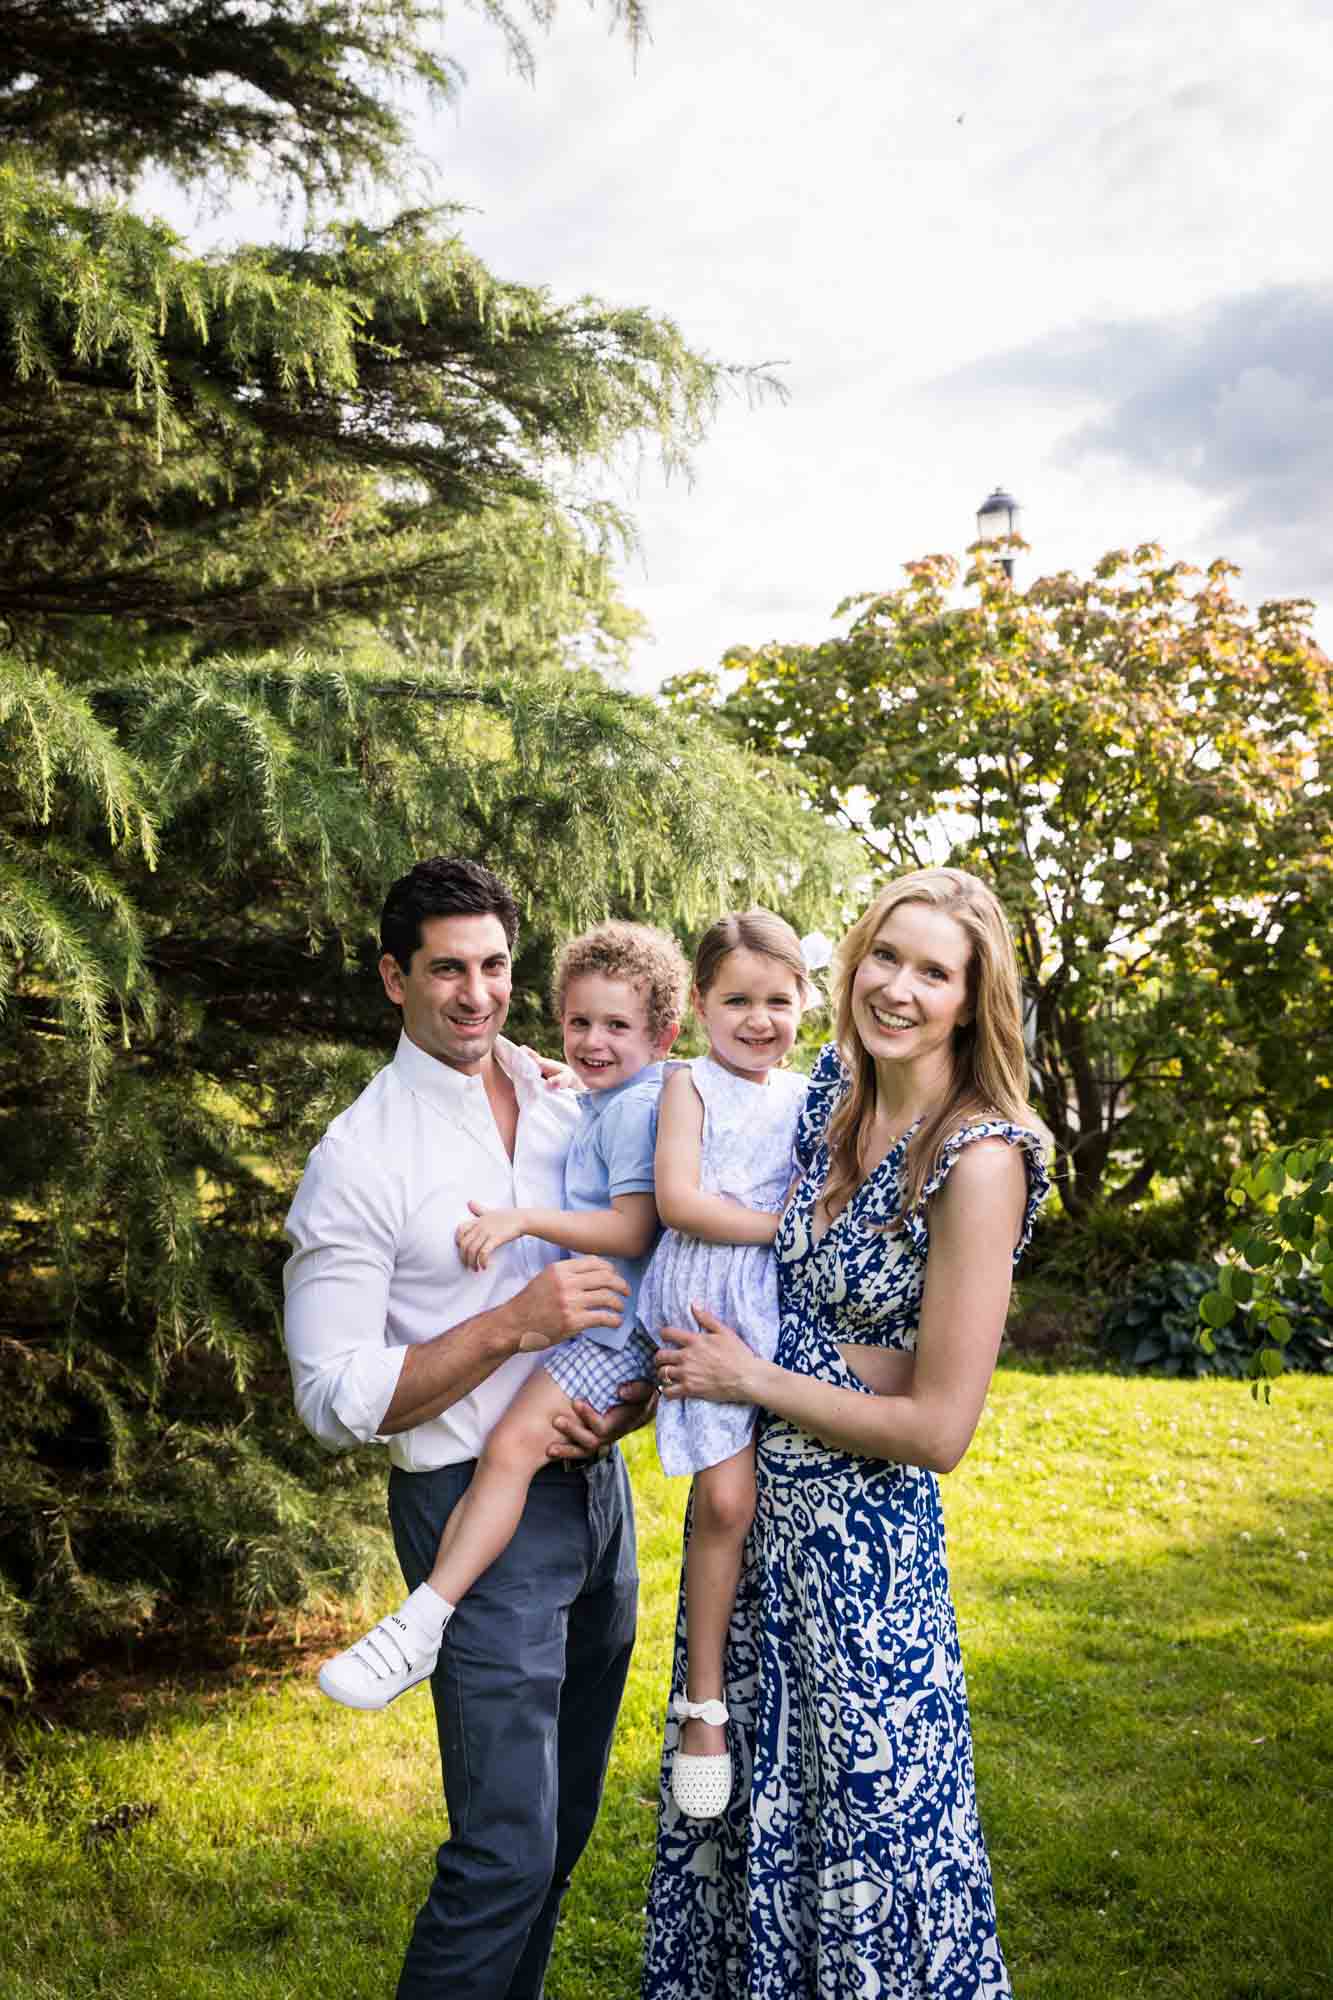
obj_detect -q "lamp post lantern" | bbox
[976,486,1022,580]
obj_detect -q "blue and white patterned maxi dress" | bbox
[640,1042,1050,2000]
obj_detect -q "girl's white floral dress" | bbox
[640,1053,807,1478]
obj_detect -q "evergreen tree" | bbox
[0,165,733,646]
[0,3,853,1684]
[0,1,646,197]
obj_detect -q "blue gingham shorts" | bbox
[544,1323,659,1415]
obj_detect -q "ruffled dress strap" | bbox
[794,1041,849,1172]
[685,1053,732,1116]
[901,1118,1050,1263]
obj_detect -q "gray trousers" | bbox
[388,1452,638,2000]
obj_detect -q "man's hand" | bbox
[546,1377,658,1460]
[508,1256,629,1354]
[457,1201,527,1271]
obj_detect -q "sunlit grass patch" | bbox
[2,1370,1329,2000]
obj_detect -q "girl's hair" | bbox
[551,921,690,1043]
[823,868,1033,1223]
[693,908,811,1003]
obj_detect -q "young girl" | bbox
[639,910,812,1820]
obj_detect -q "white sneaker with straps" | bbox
[669,1694,733,1819]
[318,1609,439,1710]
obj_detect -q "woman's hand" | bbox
[655,1304,762,1405]
[456,1201,527,1271]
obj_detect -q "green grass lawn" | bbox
[4,1367,1331,2000]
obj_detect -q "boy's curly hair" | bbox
[552,921,690,1043]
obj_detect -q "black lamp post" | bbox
[976,486,1022,580]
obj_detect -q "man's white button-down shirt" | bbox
[282,1030,582,1470]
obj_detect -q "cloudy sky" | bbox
[167,0,1333,681]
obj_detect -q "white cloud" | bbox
[143,0,1333,672]
[941,285,1333,603]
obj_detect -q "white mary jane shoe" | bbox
[669,1694,733,1819]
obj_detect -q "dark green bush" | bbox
[1100,1261,1333,1378]
[1027,1189,1231,1295]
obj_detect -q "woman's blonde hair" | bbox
[823,868,1033,1223]
[693,908,811,1004]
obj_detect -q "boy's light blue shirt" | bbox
[563,1060,665,1352]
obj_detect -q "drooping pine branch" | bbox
[0,175,765,650]
[0,0,649,199]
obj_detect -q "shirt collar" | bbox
[578,1059,665,1122]
[391,1029,546,1113]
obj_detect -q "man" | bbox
[283,856,653,1999]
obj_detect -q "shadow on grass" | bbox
[1,1600,379,1761]
[8,1801,434,2000]
[10,1783,655,2000]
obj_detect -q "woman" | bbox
[642,868,1049,2000]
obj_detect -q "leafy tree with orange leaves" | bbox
[667,544,1332,1224]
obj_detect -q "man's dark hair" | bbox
[379,857,520,973]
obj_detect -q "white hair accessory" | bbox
[799,931,834,973]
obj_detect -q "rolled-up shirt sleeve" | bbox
[282,1138,407,1452]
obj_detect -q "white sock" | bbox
[396,1582,454,1650]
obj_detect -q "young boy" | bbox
[318,920,688,1709]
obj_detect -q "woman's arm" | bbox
[656,1139,1026,1473]
[653,1067,782,1246]
[456,1194,657,1272]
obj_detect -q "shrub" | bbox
[1027,1188,1230,1296]
[1005,1279,1101,1359]
[1100,1260,1333,1379]
[1200,1139,1333,1389]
